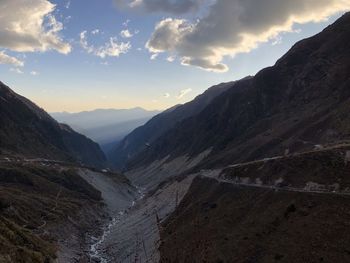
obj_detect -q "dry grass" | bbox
[0,162,103,262]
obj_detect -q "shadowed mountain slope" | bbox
[0,82,107,168]
[127,12,350,174]
[160,145,350,262]
[108,81,235,169]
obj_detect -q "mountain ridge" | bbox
[108,81,235,169]
[123,12,350,185]
[0,82,107,168]
[51,107,161,150]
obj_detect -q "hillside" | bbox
[0,157,137,262]
[159,146,350,262]
[0,161,102,262]
[125,13,350,181]
[0,82,107,168]
[109,81,235,169]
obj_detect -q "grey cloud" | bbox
[146,0,350,72]
[115,0,202,14]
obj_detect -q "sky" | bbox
[0,0,349,113]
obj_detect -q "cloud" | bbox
[10,68,24,74]
[80,31,131,58]
[271,35,283,46]
[150,53,158,60]
[123,19,131,27]
[177,88,192,99]
[0,0,71,54]
[65,1,71,9]
[164,93,170,98]
[114,0,202,14]
[146,0,350,72]
[120,29,133,38]
[30,71,39,76]
[167,56,175,62]
[0,51,24,67]
[91,29,100,35]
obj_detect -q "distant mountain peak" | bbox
[50,106,162,151]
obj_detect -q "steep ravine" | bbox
[83,170,196,263]
[78,169,139,262]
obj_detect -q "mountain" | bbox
[2,13,350,263]
[0,82,107,168]
[122,12,350,187]
[108,81,235,169]
[160,145,350,262]
[51,108,160,149]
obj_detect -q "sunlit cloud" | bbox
[0,51,24,67]
[120,29,134,38]
[0,0,71,54]
[146,0,350,72]
[79,31,131,58]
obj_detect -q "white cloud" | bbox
[146,0,350,72]
[10,68,24,74]
[177,88,192,99]
[120,29,133,38]
[30,71,39,76]
[150,53,159,60]
[65,1,71,9]
[114,0,202,14]
[80,31,131,58]
[271,35,283,46]
[64,16,72,23]
[0,51,24,67]
[0,0,71,54]
[167,56,175,62]
[91,29,100,35]
[80,31,93,53]
[164,93,170,98]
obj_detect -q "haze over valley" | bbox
[51,108,160,152]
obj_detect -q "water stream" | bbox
[88,186,146,262]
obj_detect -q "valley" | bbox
[53,141,350,262]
